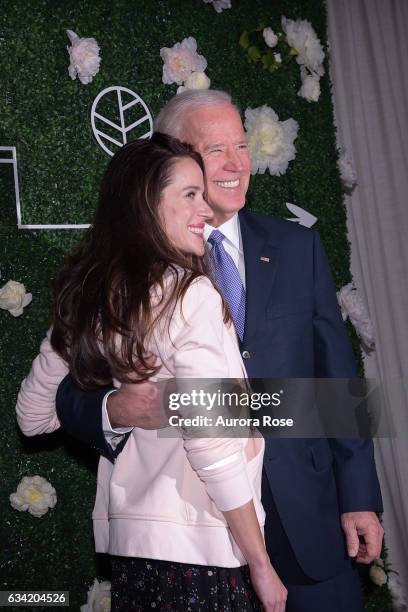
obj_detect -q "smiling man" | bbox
[56,90,383,611]
[180,102,251,223]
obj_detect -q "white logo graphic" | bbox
[91,86,153,156]
[285,202,318,228]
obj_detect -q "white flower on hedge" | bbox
[10,476,57,518]
[337,283,375,350]
[160,37,207,85]
[244,105,299,176]
[274,53,282,64]
[282,16,325,77]
[369,564,387,587]
[298,67,321,102]
[66,30,101,85]
[263,27,278,48]
[338,151,358,193]
[80,579,111,612]
[177,71,211,94]
[0,280,32,317]
[388,574,408,610]
[203,0,231,13]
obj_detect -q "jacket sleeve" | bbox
[157,277,254,512]
[16,330,123,461]
[16,330,67,436]
[56,376,122,461]
[312,232,383,512]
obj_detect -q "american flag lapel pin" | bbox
[260,256,270,263]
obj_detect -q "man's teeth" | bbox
[216,180,240,188]
[188,227,204,234]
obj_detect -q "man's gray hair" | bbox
[154,90,236,140]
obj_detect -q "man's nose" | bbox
[224,147,243,171]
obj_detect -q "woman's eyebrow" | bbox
[182,185,202,191]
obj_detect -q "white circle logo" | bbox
[91,86,153,156]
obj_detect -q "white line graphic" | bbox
[91,86,153,157]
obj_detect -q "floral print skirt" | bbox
[111,556,263,611]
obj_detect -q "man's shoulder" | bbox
[240,208,315,244]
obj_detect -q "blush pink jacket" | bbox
[16,275,265,567]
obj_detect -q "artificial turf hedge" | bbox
[0,0,391,609]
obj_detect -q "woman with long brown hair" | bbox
[17,133,287,611]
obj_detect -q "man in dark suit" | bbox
[56,90,383,611]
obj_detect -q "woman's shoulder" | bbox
[155,267,218,303]
[180,274,222,316]
[149,269,221,337]
[185,274,218,297]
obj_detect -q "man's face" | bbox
[181,103,251,226]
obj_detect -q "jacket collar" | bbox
[239,210,279,343]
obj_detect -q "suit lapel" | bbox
[239,210,279,343]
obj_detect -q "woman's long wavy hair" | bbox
[51,133,229,389]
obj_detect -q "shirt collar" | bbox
[204,213,243,253]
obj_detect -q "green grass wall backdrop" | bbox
[0,0,391,609]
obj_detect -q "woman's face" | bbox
[159,157,213,256]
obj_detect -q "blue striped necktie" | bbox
[208,229,246,340]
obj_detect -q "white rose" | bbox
[66,30,101,85]
[185,71,211,90]
[337,283,361,321]
[0,280,32,317]
[274,53,282,64]
[244,105,299,176]
[203,0,231,13]
[356,318,376,351]
[263,27,278,48]
[298,73,321,102]
[338,151,357,193]
[282,16,325,77]
[10,475,57,518]
[388,574,408,610]
[160,37,207,85]
[369,565,387,587]
[80,579,111,612]
[257,119,285,156]
[177,71,210,94]
[337,283,375,350]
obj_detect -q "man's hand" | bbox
[341,511,384,564]
[107,381,173,430]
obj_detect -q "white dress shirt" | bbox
[204,212,246,288]
[102,389,132,449]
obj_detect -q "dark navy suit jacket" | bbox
[56,209,382,581]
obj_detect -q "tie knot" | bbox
[208,229,225,246]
